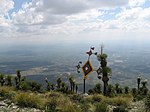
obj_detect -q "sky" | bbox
[0,0,150,44]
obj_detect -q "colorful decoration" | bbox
[82,60,94,79]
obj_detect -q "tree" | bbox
[97,49,112,96]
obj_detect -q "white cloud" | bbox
[129,0,146,7]
[0,0,150,38]
[0,0,14,16]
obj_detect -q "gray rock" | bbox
[0,102,8,107]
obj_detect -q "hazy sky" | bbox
[0,0,150,43]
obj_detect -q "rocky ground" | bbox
[129,100,145,112]
[0,98,147,112]
[0,99,43,112]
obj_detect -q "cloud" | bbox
[0,0,14,16]
[129,0,146,7]
[0,0,150,38]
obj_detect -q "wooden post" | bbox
[83,78,86,94]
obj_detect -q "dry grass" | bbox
[0,86,16,99]
[14,92,44,109]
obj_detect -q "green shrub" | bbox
[113,106,128,112]
[14,92,43,108]
[92,95,103,103]
[20,81,31,91]
[70,94,83,102]
[95,103,108,112]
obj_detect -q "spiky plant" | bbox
[137,76,141,91]
[51,84,55,90]
[97,50,112,96]
[5,75,12,86]
[115,83,120,94]
[14,76,19,88]
[124,86,129,94]
[108,84,115,97]
[94,83,102,94]
[0,74,5,86]
[16,70,21,83]
[72,80,75,92]
[45,77,51,91]
[75,85,78,94]
[141,79,148,95]
[141,79,147,88]
[69,77,73,92]
[57,77,62,89]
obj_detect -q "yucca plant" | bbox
[72,80,76,92]
[137,76,141,91]
[57,77,62,89]
[93,83,102,94]
[97,48,112,96]
[45,77,51,91]
[5,75,12,86]
[16,70,21,82]
[69,77,73,92]
[124,86,129,94]
[115,83,120,94]
[75,85,78,94]
[0,74,5,86]
[108,84,115,97]
[14,76,19,88]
